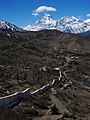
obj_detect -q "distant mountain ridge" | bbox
[0,15,90,34]
[23,14,90,34]
[0,19,23,32]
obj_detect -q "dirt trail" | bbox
[49,88,69,114]
[34,115,63,120]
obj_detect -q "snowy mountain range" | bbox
[23,14,90,34]
[0,14,90,34]
[0,19,23,32]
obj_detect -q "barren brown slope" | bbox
[0,30,90,68]
[0,30,90,120]
[15,30,90,52]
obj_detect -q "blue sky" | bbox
[0,0,90,27]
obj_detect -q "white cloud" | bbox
[87,14,90,17]
[32,13,39,16]
[34,6,56,13]
[32,6,56,17]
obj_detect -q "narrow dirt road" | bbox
[49,88,69,114]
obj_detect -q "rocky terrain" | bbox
[0,30,90,120]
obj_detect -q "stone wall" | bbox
[0,88,30,108]
[0,78,60,108]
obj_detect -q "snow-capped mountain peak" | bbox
[40,13,56,24]
[42,13,52,20]
[0,19,23,32]
[61,16,79,23]
[23,14,90,34]
[35,13,56,25]
[24,13,57,31]
[84,19,90,23]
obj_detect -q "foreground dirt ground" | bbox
[0,51,90,120]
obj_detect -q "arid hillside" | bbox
[15,30,90,52]
[0,30,90,120]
